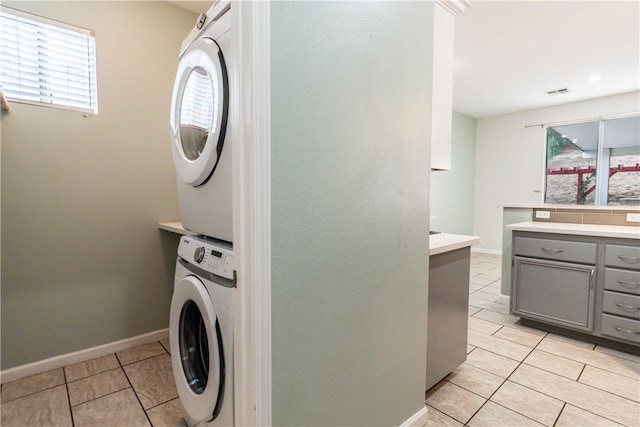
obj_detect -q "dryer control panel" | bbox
[178,235,233,280]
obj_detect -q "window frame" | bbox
[0,6,98,114]
[542,112,640,206]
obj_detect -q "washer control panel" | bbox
[178,236,233,280]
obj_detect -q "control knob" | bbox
[194,246,206,263]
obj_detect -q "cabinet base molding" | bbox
[399,406,429,427]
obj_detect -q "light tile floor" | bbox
[425,252,640,427]
[1,339,184,427]
[2,253,639,427]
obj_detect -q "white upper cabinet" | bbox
[430,0,468,171]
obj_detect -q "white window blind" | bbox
[0,7,98,113]
[180,67,215,131]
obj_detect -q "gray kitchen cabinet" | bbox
[599,243,640,343]
[511,231,640,348]
[426,246,470,390]
[513,257,595,331]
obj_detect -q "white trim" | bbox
[1,5,94,35]
[232,1,271,426]
[471,247,502,256]
[399,406,429,427]
[497,294,510,304]
[434,0,471,16]
[0,328,168,384]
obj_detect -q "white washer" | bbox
[170,235,234,427]
[170,1,233,242]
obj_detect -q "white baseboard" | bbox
[497,294,510,304]
[0,328,169,384]
[471,247,502,256]
[400,405,428,427]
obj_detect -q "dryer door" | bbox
[170,275,225,423]
[170,36,229,187]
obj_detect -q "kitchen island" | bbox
[506,221,640,350]
[426,233,481,391]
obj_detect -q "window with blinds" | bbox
[0,7,98,113]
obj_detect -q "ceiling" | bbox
[454,1,640,118]
[167,1,640,119]
[166,1,213,14]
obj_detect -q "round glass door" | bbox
[170,276,223,422]
[179,300,210,394]
[170,37,228,186]
[178,67,216,162]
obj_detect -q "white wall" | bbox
[473,91,640,252]
[1,1,195,369]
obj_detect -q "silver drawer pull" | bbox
[614,302,640,312]
[541,248,564,254]
[617,279,640,288]
[614,326,640,335]
[618,255,640,264]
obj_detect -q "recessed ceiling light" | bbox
[561,134,567,138]
[588,74,602,82]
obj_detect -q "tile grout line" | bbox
[538,339,640,380]
[145,396,180,411]
[575,363,587,382]
[63,365,76,427]
[461,334,546,426]
[66,366,122,386]
[512,340,640,425]
[0,381,66,405]
[551,402,566,427]
[118,346,156,427]
[70,386,133,409]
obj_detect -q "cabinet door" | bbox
[513,257,596,331]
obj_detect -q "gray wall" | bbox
[430,111,477,235]
[271,2,433,425]
[1,1,196,369]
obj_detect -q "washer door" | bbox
[170,36,229,187]
[170,275,225,423]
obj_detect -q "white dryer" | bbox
[170,235,235,427]
[170,0,233,242]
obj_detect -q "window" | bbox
[545,115,640,206]
[0,6,97,113]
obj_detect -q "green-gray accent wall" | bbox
[1,1,195,369]
[271,2,433,425]
[430,111,477,235]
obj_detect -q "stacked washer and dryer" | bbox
[168,1,235,426]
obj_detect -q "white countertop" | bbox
[507,221,640,239]
[161,222,482,255]
[429,233,482,256]
[158,221,195,236]
[499,203,640,211]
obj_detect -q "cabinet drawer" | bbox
[514,237,597,264]
[604,268,640,295]
[605,244,640,270]
[602,291,640,320]
[600,313,640,344]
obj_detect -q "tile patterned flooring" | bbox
[1,339,184,427]
[1,253,639,426]
[425,253,640,427]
